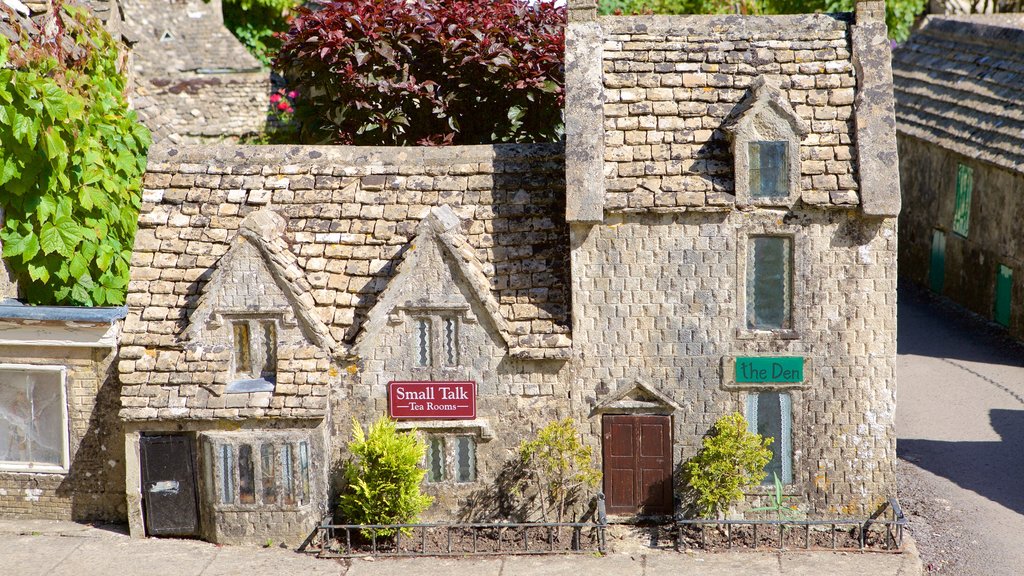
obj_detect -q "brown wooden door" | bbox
[140,435,200,537]
[602,415,673,515]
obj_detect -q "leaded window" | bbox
[424,434,477,484]
[746,392,793,485]
[749,141,789,199]
[207,437,311,507]
[746,236,793,330]
[230,319,277,383]
[412,316,460,368]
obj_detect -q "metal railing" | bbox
[675,497,907,552]
[299,494,608,558]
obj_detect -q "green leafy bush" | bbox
[597,0,927,42]
[338,418,433,536]
[518,418,601,523]
[0,5,150,305]
[223,0,299,66]
[682,412,773,518]
[274,0,566,145]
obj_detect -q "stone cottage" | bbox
[893,15,1024,337]
[124,0,268,143]
[114,0,901,545]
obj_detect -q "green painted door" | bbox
[995,265,1013,327]
[929,229,946,293]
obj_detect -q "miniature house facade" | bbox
[112,0,901,544]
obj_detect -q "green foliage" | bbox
[0,4,151,306]
[597,0,927,42]
[518,418,601,523]
[749,472,801,520]
[682,412,773,519]
[337,418,433,537]
[223,0,298,66]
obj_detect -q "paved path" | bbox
[0,519,920,576]
[897,286,1024,575]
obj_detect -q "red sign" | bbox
[388,381,476,420]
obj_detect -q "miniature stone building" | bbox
[123,0,268,143]
[114,0,900,545]
[893,16,1024,337]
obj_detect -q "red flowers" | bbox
[269,88,296,116]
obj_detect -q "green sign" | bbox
[735,357,803,383]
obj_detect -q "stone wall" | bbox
[898,133,1024,337]
[0,344,125,522]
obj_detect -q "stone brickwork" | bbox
[0,342,125,522]
[597,15,862,211]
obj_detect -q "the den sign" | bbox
[388,381,476,420]
[735,357,804,384]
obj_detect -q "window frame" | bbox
[422,433,478,485]
[737,224,803,341]
[748,141,790,200]
[952,163,973,238]
[202,433,313,510]
[409,314,463,371]
[227,316,278,385]
[0,364,69,474]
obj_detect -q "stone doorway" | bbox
[140,434,200,537]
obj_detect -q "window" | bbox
[746,392,792,485]
[749,141,789,199]
[412,316,460,368]
[746,236,792,330]
[952,163,973,238]
[0,366,67,472]
[423,435,476,484]
[207,437,311,507]
[230,319,277,383]
[995,264,1013,328]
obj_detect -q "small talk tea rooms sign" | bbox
[388,381,477,420]
[722,356,810,389]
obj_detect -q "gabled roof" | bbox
[591,378,682,416]
[186,209,338,356]
[353,205,513,357]
[722,75,810,139]
[892,16,1024,174]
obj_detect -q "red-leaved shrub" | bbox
[273,0,565,145]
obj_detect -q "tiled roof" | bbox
[892,16,1024,174]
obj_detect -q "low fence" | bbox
[675,498,907,552]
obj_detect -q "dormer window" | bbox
[723,76,809,207]
[231,319,277,384]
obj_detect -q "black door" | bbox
[602,415,673,515]
[140,435,200,537]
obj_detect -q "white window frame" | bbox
[0,364,69,474]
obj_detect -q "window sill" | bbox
[225,378,276,394]
[735,328,799,341]
[0,463,68,475]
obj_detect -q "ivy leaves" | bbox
[0,8,151,306]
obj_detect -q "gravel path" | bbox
[896,285,1024,575]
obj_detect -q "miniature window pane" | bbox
[281,443,295,505]
[426,437,445,482]
[416,319,432,367]
[238,444,255,504]
[455,436,476,483]
[260,321,277,383]
[746,236,792,330]
[953,163,973,237]
[749,141,789,198]
[298,441,310,504]
[443,318,458,367]
[232,323,253,378]
[0,368,65,468]
[747,392,793,485]
[219,444,235,504]
[261,444,277,505]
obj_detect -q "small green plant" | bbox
[518,418,601,523]
[683,412,773,519]
[337,418,433,537]
[750,472,800,520]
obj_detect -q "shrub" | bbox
[518,418,601,523]
[337,418,433,537]
[682,412,773,518]
[223,0,299,66]
[273,0,566,145]
[0,3,151,306]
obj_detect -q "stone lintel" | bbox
[852,20,901,217]
[564,21,605,224]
